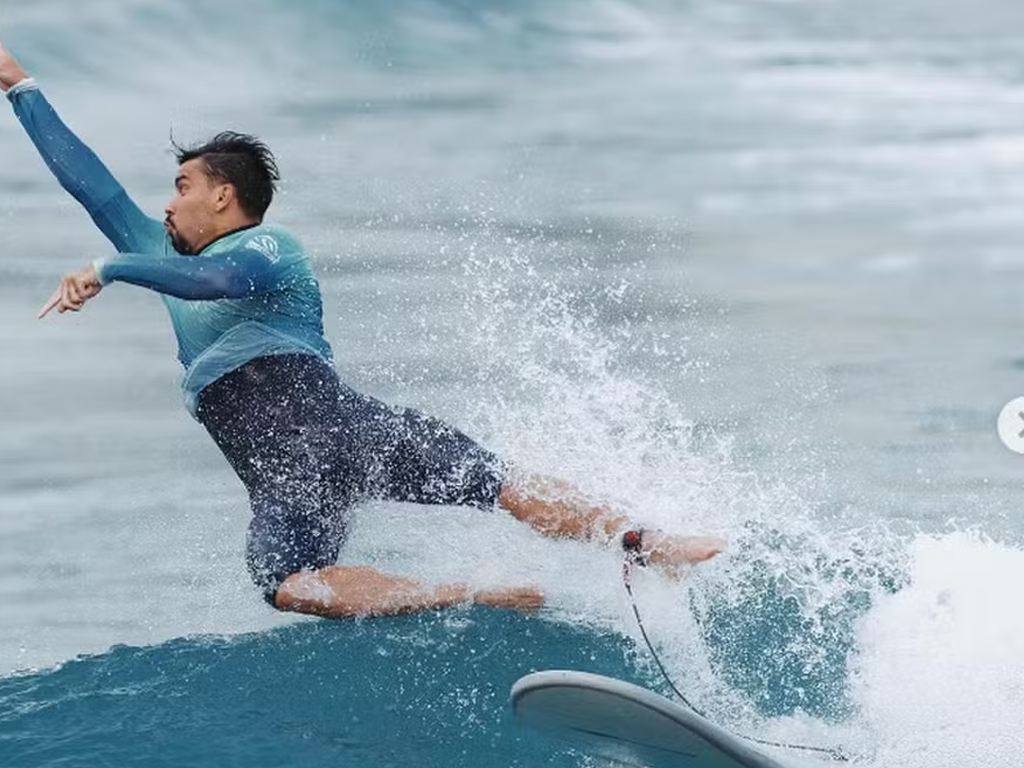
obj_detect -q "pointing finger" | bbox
[38,288,62,319]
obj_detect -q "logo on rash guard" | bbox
[245,235,281,262]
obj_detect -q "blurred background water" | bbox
[2,1,1024,766]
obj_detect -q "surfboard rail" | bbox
[511,670,790,768]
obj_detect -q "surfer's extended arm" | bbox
[94,248,280,300]
[0,41,164,253]
[39,249,280,317]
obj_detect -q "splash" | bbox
[349,209,907,749]
[852,532,1024,767]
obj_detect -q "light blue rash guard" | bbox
[7,78,334,415]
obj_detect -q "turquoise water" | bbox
[2,0,1024,766]
[0,610,637,767]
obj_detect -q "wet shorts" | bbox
[195,354,506,604]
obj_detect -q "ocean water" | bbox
[2,0,1024,766]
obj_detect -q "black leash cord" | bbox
[621,556,850,762]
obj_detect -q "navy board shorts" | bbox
[195,353,506,604]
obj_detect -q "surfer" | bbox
[0,40,724,618]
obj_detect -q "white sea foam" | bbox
[850,532,1024,766]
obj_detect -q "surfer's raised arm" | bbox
[0,37,165,254]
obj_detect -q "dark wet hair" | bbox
[172,131,280,220]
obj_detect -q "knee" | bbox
[245,503,349,610]
[245,549,289,609]
[270,570,317,613]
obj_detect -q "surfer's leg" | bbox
[497,473,725,569]
[272,564,543,618]
[196,354,358,605]
[244,484,349,606]
[197,358,538,616]
[330,391,722,568]
[238,386,545,617]
[497,473,628,542]
[335,391,506,511]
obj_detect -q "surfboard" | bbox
[510,670,789,768]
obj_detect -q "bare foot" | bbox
[645,533,726,578]
[474,586,545,614]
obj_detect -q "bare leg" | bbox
[498,472,725,576]
[275,565,543,619]
[499,475,629,541]
[274,470,721,618]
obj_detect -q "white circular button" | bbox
[997,397,1024,454]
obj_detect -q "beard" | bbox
[167,225,194,255]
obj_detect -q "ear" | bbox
[212,183,235,213]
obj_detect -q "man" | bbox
[0,39,724,619]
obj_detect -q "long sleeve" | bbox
[7,79,166,253]
[94,247,281,300]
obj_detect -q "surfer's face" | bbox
[165,158,230,255]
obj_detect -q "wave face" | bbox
[0,609,636,767]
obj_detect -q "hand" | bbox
[0,38,29,92]
[645,533,726,579]
[39,264,103,318]
[473,586,545,614]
